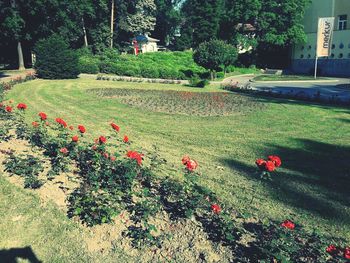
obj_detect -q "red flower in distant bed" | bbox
[72,135,79,142]
[32,121,39,127]
[5,106,12,112]
[123,135,129,143]
[38,112,47,120]
[17,103,27,110]
[326,244,338,255]
[99,136,107,144]
[55,118,67,128]
[78,125,86,133]
[59,147,68,154]
[211,204,221,214]
[126,151,143,165]
[281,220,295,230]
[111,123,120,132]
[344,247,350,259]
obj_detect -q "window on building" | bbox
[338,15,347,30]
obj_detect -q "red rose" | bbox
[59,147,68,154]
[72,135,79,142]
[126,151,144,165]
[103,152,109,158]
[281,220,295,230]
[182,155,190,165]
[268,155,282,167]
[55,118,67,128]
[92,145,97,151]
[17,103,27,110]
[326,244,338,255]
[69,125,74,130]
[186,159,198,171]
[255,158,266,169]
[211,204,221,214]
[111,123,120,132]
[78,125,86,133]
[32,121,39,127]
[264,160,275,172]
[110,156,116,161]
[99,136,107,144]
[123,135,129,143]
[5,106,12,112]
[344,247,350,259]
[38,112,47,120]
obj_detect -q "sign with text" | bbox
[316,17,335,57]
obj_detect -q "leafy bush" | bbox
[188,76,208,88]
[34,34,79,79]
[140,66,159,78]
[193,40,238,79]
[96,50,205,80]
[78,55,99,74]
[4,154,44,188]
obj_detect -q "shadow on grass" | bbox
[0,246,42,263]
[220,138,350,223]
[0,71,10,79]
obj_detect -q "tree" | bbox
[0,0,26,69]
[175,0,223,48]
[193,39,237,80]
[153,0,181,45]
[119,0,157,35]
[256,0,310,46]
[34,34,79,79]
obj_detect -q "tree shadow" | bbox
[220,138,350,223]
[0,247,42,263]
[0,71,10,79]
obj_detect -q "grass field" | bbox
[2,77,350,260]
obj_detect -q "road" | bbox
[224,75,350,102]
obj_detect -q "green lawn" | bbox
[253,74,330,81]
[2,77,350,258]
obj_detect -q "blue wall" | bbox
[291,59,350,77]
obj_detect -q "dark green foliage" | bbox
[4,154,44,189]
[193,39,238,79]
[34,34,79,79]
[97,50,204,80]
[188,76,208,88]
[178,0,223,48]
[78,55,99,74]
[68,187,120,226]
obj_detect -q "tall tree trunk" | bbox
[82,17,88,47]
[110,0,114,48]
[17,41,25,70]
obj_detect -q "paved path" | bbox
[223,75,350,103]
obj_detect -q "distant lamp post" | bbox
[133,39,139,56]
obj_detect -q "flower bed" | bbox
[87,88,265,117]
[0,96,349,261]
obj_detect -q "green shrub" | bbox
[140,66,159,78]
[34,34,79,79]
[78,55,99,74]
[216,72,225,79]
[188,76,208,88]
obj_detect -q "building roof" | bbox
[135,35,160,43]
[235,23,256,32]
